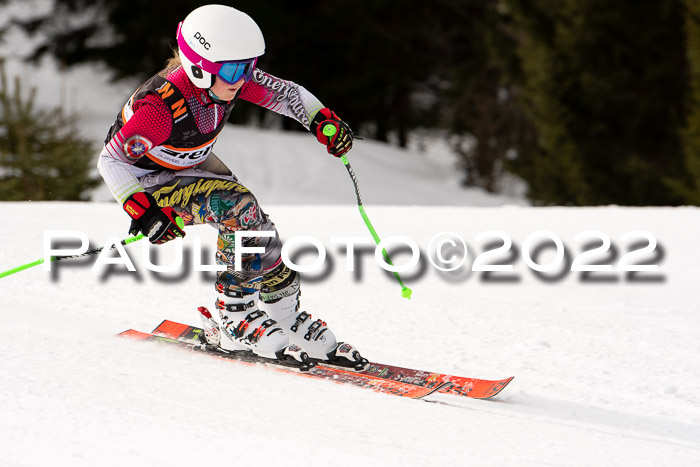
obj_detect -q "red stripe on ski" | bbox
[152,320,194,339]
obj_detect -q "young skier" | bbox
[97,4,364,368]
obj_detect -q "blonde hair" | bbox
[166,46,182,69]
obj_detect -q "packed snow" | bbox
[1,198,698,466]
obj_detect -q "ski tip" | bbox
[116,329,152,340]
[476,376,515,399]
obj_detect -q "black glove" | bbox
[310,108,354,157]
[123,191,186,244]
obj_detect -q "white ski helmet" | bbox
[176,4,265,89]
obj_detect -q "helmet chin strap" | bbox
[207,88,230,105]
[205,73,230,104]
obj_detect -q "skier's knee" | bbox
[219,192,264,228]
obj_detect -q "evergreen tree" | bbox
[440,1,537,192]
[679,0,700,203]
[0,60,98,200]
[506,0,688,205]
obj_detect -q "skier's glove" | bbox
[310,108,354,157]
[123,191,186,244]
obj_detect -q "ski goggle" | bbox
[176,22,258,84]
[216,58,257,84]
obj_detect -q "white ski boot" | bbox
[260,264,368,370]
[213,271,310,367]
[198,305,312,369]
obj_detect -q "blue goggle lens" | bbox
[217,59,256,84]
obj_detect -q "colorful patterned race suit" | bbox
[97,65,338,359]
[99,64,323,267]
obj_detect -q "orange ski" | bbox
[150,319,514,399]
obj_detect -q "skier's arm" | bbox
[238,68,325,130]
[97,96,185,243]
[97,95,171,203]
[239,69,354,156]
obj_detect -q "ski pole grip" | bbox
[322,124,337,137]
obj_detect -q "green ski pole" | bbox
[322,124,413,299]
[0,234,145,279]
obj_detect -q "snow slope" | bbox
[0,202,698,466]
